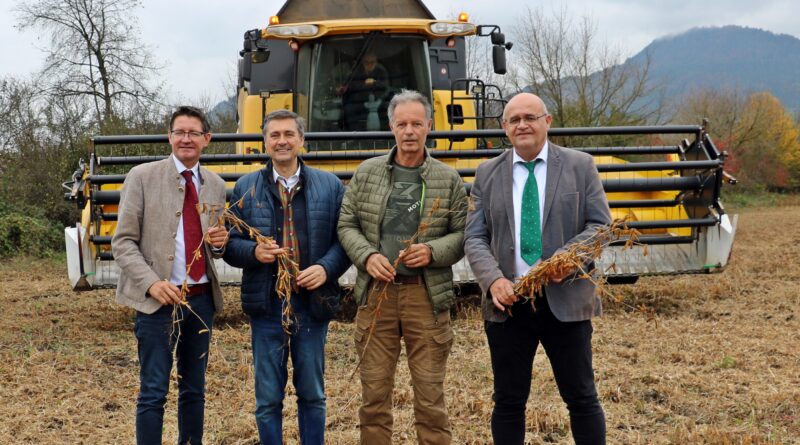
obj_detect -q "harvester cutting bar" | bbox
[603,177,705,193]
[597,160,719,172]
[92,227,700,261]
[607,199,679,208]
[609,235,695,246]
[91,176,705,205]
[87,161,720,186]
[91,125,703,146]
[626,217,717,229]
[95,198,687,219]
[95,146,683,166]
[91,236,112,244]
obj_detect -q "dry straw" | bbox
[513,216,650,318]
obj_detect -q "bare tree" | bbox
[510,6,661,128]
[15,0,162,130]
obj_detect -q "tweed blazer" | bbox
[464,143,612,323]
[112,156,227,314]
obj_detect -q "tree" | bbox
[509,6,661,128]
[735,92,800,189]
[15,0,162,130]
[675,89,800,190]
[0,77,91,225]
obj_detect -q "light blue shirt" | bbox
[512,142,548,279]
[169,155,209,285]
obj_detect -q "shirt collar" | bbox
[272,163,302,184]
[172,154,201,179]
[512,141,549,166]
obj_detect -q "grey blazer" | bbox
[112,157,227,314]
[464,143,612,323]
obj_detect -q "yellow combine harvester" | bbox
[63,0,736,290]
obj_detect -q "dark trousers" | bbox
[484,296,606,445]
[134,292,214,445]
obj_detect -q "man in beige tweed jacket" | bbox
[112,106,227,445]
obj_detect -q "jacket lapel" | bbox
[197,165,213,234]
[503,150,515,237]
[542,143,562,229]
[161,157,184,238]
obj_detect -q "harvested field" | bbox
[1,205,798,444]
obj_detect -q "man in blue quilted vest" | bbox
[223,110,350,444]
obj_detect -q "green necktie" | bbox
[520,159,542,265]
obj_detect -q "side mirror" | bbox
[492,45,507,75]
[242,29,271,64]
[490,31,506,45]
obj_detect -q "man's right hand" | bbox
[255,241,285,264]
[489,277,517,312]
[147,280,183,306]
[366,253,396,282]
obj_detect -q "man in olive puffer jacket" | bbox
[338,89,468,445]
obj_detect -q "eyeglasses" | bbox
[170,130,207,140]
[505,113,548,127]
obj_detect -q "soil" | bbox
[0,206,798,444]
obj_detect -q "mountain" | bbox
[627,25,800,111]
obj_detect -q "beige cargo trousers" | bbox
[354,280,455,444]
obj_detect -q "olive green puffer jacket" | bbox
[337,147,468,316]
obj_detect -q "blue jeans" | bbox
[250,313,329,445]
[134,292,214,445]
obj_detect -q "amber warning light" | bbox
[458,12,469,22]
[269,15,280,25]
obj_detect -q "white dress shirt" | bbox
[512,142,549,280]
[273,163,301,191]
[169,155,209,285]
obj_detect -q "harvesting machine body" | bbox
[63,0,737,290]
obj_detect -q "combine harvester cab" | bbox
[63,0,736,290]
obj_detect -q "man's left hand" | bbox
[297,264,327,290]
[399,243,432,268]
[206,226,228,249]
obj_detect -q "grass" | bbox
[0,205,798,444]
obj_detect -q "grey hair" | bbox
[262,109,305,138]
[387,89,432,123]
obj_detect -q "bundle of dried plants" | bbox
[513,217,646,315]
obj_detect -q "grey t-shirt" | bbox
[380,164,423,276]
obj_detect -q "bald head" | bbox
[502,92,552,160]
[503,93,549,121]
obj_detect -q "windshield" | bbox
[306,34,432,151]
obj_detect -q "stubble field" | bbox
[0,205,798,444]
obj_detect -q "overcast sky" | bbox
[2,0,798,104]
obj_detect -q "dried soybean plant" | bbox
[513,216,646,314]
[170,188,299,381]
[218,189,300,334]
[352,197,461,379]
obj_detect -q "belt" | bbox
[392,274,423,285]
[185,282,211,297]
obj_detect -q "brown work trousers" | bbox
[354,281,454,445]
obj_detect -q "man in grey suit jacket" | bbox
[112,106,228,445]
[465,93,611,445]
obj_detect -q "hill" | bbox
[628,25,800,111]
